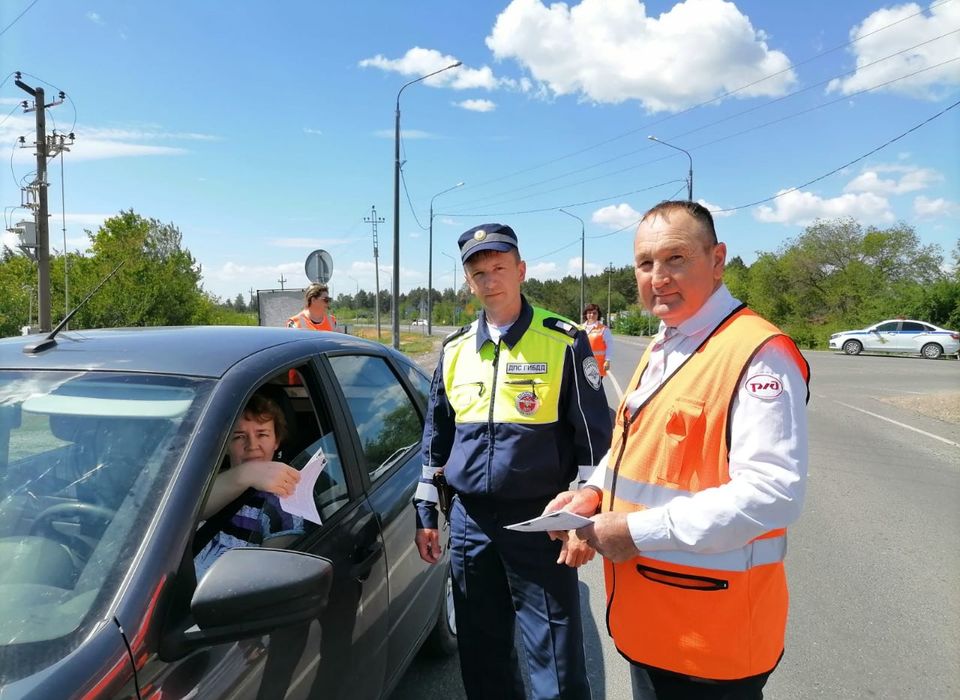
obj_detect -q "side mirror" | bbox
[162,548,333,660]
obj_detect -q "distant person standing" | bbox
[583,303,614,378]
[287,283,336,330]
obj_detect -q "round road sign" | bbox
[305,249,333,284]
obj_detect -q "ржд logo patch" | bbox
[744,373,783,399]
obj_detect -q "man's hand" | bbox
[557,528,596,568]
[543,487,601,542]
[577,512,639,563]
[416,528,442,564]
[237,460,301,498]
[603,360,610,373]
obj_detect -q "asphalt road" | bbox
[392,336,960,699]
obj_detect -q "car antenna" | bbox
[22,261,126,355]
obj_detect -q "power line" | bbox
[450,30,960,212]
[446,179,686,218]
[715,97,960,213]
[399,167,428,230]
[0,0,42,38]
[448,0,956,197]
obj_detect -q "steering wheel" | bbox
[29,502,116,559]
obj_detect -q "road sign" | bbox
[305,249,333,284]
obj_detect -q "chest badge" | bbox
[516,391,540,416]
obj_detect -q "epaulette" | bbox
[442,323,472,346]
[542,317,579,338]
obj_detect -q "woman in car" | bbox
[194,392,304,578]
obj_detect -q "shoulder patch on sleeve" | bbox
[743,373,785,399]
[542,316,579,338]
[443,323,472,346]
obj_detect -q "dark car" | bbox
[0,326,455,699]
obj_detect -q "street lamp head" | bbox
[647,135,657,141]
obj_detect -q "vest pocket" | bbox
[658,397,705,487]
[637,563,728,591]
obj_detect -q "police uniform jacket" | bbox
[415,297,612,529]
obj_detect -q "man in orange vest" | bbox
[546,200,809,699]
[287,283,336,331]
[583,303,613,377]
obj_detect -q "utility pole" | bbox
[15,73,66,332]
[364,205,385,340]
[278,274,287,290]
[606,263,614,323]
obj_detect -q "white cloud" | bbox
[827,2,960,99]
[525,261,560,279]
[303,127,323,135]
[754,189,895,225]
[698,199,736,218]
[568,257,604,275]
[486,0,796,112]
[373,129,440,140]
[913,195,959,219]
[844,164,942,195]
[86,11,104,25]
[359,47,503,91]
[205,261,303,284]
[269,237,356,248]
[592,203,641,230]
[3,118,211,164]
[455,99,497,112]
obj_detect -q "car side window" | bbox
[282,368,351,523]
[900,322,925,332]
[875,322,899,332]
[328,355,423,483]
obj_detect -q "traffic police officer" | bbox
[415,224,612,700]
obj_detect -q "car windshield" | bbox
[0,370,212,658]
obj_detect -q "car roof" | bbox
[0,326,390,378]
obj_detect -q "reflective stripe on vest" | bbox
[603,307,809,681]
[643,533,787,572]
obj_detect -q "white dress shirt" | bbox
[586,284,808,554]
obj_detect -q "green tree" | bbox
[67,210,211,329]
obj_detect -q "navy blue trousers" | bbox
[450,496,590,700]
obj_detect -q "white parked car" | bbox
[411,319,427,326]
[829,319,960,359]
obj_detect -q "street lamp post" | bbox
[559,208,586,319]
[648,135,693,201]
[606,262,613,323]
[392,61,462,349]
[428,181,464,336]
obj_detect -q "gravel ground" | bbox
[880,391,960,425]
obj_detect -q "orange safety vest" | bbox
[586,323,609,376]
[602,307,808,681]
[286,310,335,331]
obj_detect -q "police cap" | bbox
[458,223,518,263]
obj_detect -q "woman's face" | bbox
[228,413,280,467]
[585,308,599,322]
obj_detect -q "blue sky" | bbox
[2,0,958,301]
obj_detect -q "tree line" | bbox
[1,211,957,348]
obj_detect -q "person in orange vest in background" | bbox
[545,200,809,700]
[287,283,336,331]
[582,303,613,377]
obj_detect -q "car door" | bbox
[323,352,445,689]
[864,321,900,351]
[898,321,928,353]
[144,363,389,700]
